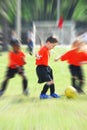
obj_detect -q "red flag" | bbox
[57,16,63,29]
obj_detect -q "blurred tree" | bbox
[0,0,87,50]
[0,0,87,26]
[0,0,16,51]
[22,0,87,22]
[22,0,57,21]
[61,0,87,21]
[72,0,87,21]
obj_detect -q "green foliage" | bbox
[0,0,16,23]
[61,0,87,21]
[72,0,87,21]
[0,0,87,25]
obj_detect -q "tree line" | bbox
[0,0,87,50]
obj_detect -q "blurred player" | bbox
[35,36,60,99]
[55,40,87,94]
[10,30,18,46]
[27,29,35,55]
[0,40,29,96]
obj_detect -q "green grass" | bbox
[0,46,87,130]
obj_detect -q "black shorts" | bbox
[69,65,84,80]
[6,67,25,78]
[36,65,53,83]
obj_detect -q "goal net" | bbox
[34,21,76,46]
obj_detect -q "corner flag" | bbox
[57,16,63,29]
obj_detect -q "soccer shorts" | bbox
[69,65,84,80]
[6,66,25,78]
[36,65,53,83]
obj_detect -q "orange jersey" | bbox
[36,46,50,66]
[60,49,87,66]
[8,51,26,68]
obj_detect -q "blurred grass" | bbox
[0,46,87,130]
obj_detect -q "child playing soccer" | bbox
[55,40,87,93]
[35,36,60,99]
[0,40,29,96]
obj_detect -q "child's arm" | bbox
[54,51,70,62]
[80,60,87,65]
[21,57,26,65]
[54,55,62,62]
[20,52,26,65]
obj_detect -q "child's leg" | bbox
[22,77,28,95]
[18,66,29,95]
[40,81,60,98]
[49,83,55,95]
[28,41,33,55]
[79,80,84,88]
[71,77,77,89]
[77,67,85,93]
[0,67,15,95]
[0,77,10,95]
[69,65,78,90]
[76,80,84,93]
[46,67,55,94]
[77,79,85,93]
[22,77,28,91]
[49,83,60,98]
[41,84,50,94]
[18,67,28,92]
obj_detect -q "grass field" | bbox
[0,46,87,130]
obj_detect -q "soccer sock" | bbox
[50,83,55,95]
[22,78,28,91]
[41,84,50,94]
[79,80,84,89]
[71,78,77,89]
[1,79,9,91]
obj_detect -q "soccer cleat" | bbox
[29,51,33,56]
[51,93,60,98]
[0,91,4,96]
[77,88,85,94]
[23,89,29,96]
[40,94,51,99]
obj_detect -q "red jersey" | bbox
[36,46,50,66]
[60,49,87,66]
[8,51,26,68]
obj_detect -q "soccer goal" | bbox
[34,21,76,46]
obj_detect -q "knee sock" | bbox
[79,80,84,89]
[41,84,50,94]
[50,84,55,95]
[22,78,28,91]
[71,78,77,89]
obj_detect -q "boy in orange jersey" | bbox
[0,40,29,96]
[35,36,60,99]
[55,40,87,93]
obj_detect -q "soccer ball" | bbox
[65,87,77,98]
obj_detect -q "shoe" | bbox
[0,91,4,96]
[29,51,33,56]
[51,93,60,98]
[23,89,29,96]
[77,88,85,94]
[40,94,51,99]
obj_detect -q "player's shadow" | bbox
[10,96,40,105]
